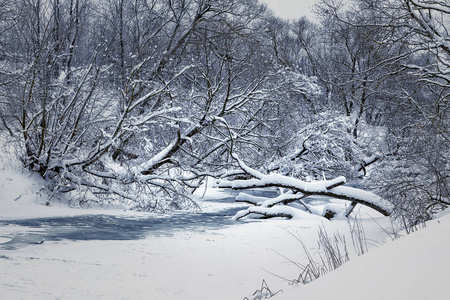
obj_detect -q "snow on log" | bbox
[135,141,177,175]
[260,193,308,208]
[236,192,312,213]
[320,185,393,216]
[219,155,394,217]
[230,154,347,192]
[236,192,309,208]
[233,206,324,221]
[235,193,269,206]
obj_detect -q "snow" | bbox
[228,155,360,189]
[0,220,321,299]
[0,237,11,244]
[276,211,450,300]
[218,157,393,215]
[1,135,449,300]
[245,205,324,220]
[135,140,176,174]
[236,192,270,205]
[331,185,394,212]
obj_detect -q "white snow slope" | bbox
[277,210,450,300]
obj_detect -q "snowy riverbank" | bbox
[0,206,389,300]
[1,141,449,299]
[2,198,448,300]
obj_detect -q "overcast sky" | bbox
[260,0,318,20]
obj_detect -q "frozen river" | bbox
[0,189,280,250]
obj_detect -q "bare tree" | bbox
[0,0,287,211]
[328,0,450,221]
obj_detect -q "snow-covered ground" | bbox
[1,137,449,300]
[277,210,450,300]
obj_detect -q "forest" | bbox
[0,0,448,225]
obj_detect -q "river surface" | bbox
[0,189,287,250]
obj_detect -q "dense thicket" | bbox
[0,0,448,221]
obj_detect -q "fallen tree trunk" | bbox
[218,154,394,219]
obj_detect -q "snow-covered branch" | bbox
[218,156,394,219]
[233,205,323,221]
[224,154,347,192]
